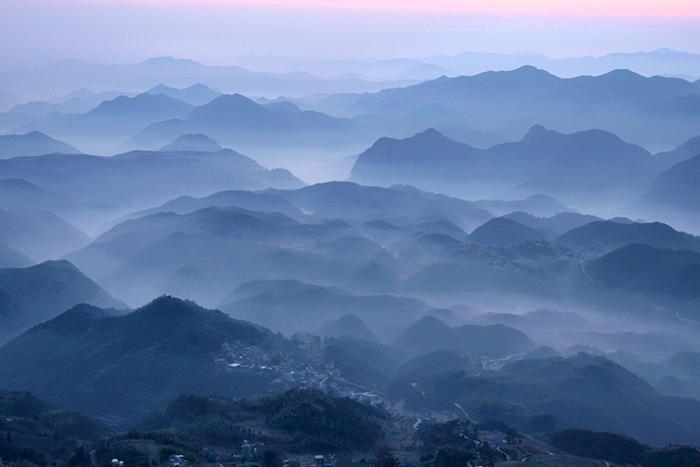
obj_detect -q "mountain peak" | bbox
[140,56,201,67]
[521,124,559,142]
[158,133,222,152]
[91,92,192,115]
[414,128,446,140]
[599,68,645,82]
[139,295,196,311]
[194,93,259,111]
[187,93,270,122]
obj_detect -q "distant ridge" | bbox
[158,133,222,152]
[331,65,700,151]
[125,93,362,150]
[0,131,80,158]
[352,125,656,201]
[147,83,220,106]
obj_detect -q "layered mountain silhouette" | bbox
[503,211,604,238]
[158,133,222,152]
[586,244,700,299]
[0,56,406,106]
[0,148,303,212]
[326,48,700,83]
[66,182,494,305]
[638,153,700,217]
[0,208,89,261]
[220,279,430,336]
[351,126,659,202]
[123,189,304,222]
[0,241,32,269]
[66,206,373,304]
[653,135,700,169]
[317,313,376,341]
[146,83,220,106]
[0,296,282,420]
[473,193,571,217]
[0,260,122,342]
[0,178,78,212]
[9,96,97,118]
[126,93,363,150]
[467,217,546,247]
[0,131,80,158]
[26,93,194,153]
[266,182,491,231]
[331,66,700,150]
[624,150,700,233]
[394,315,534,358]
[557,220,700,255]
[391,352,700,446]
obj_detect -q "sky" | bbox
[1,0,699,71]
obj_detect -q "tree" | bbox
[263,449,282,467]
[375,447,399,467]
[435,446,475,467]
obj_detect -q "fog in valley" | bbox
[1,1,700,466]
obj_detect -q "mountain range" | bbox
[301,48,700,82]
[220,279,431,337]
[395,315,534,359]
[146,83,221,106]
[635,153,700,233]
[351,125,668,205]
[125,93,365,151]
[0,296,284,421]
[158,132,222,152]
[0,260,122,343]
[0,145,303,219]
[266,182,492,231]
[25,92,195,153]
[0,131,80,158]
[324,66,700,151]
[0,57,409,107]
[66,205,371,304]
[586,244,700,300]
[390,352,700,446]
[556,220,700,255]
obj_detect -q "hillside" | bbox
[0,260,122,342]
[221,279,429,336]
[29,93,194,152]
[556,220,700,255]
[468,217,546,247]
[395,316,535,358]
[0,296,284,420]
[351,125,658,202]
[142,388,385,453]
[146,83,221,106]
[0,148,303,212]
[0,391,109,465]
[126,93,364,150]
[392,353,700,446]
[586,243,700,299]
[267,182,492,231]
[66,206,376,304]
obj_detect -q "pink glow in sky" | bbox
[35,0,700,17]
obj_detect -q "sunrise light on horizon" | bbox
[31,0,700,17]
